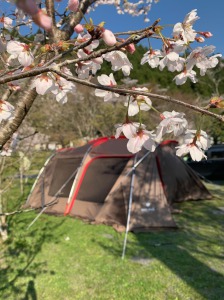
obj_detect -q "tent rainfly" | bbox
[26,137,212,232]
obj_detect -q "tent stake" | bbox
[121,155,138,259]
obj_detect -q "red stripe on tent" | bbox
[88,137,109,145]
[160,140,178,146]
[64,154,133,215]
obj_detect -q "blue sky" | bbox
[0,0,223,55]
[89,0,224,55]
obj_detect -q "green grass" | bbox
[0,161,224,299]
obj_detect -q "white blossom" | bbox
[173,68,198,85]
[0,100,14,123]
[176,143,206,162]
[124,87,152,116]
[186,46,222,76]
[95,73,119,102]
[6,40,34,67]
[51,77,76,104]
[156,111,188,141]
[127,130,156,154]
[103,51,133,76]
[176,129,210,161]
[173,9,199,43]
[31,74,56,95]
[115,122,140,139]
[141,49,162,68]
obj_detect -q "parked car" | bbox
[186,144,224,180]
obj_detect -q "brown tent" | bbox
[26,137,212,232]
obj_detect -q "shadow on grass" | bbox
[0,213,65,300]
[97,199,224,299]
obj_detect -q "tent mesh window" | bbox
[48,158,82,197]
[77,157,130,203]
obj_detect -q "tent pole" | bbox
[125,151,151,177]
[25,154,55,205]
[27,166,79,229]
[121,155,138,259]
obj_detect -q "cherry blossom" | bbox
[182,130,211,151]
[68,0,80,12]
[173,68,198,85]
[124,87,152,116]
[95,73,119,102]
[115,122,139,139]
[31,74,56,95]
[176,129,210,161]
[141,48,163,68]
[0,100,14,123]
[173,9,199,43]
[74,24,84,34]
[103,51,133,76]
[0,16,13,30]
[159,41,186,72]
[156,111,188,141]
[51,77,76,104]
[76,49,102,79]
[186,46,222,76]
[6,40,34,67]
[127,129,156,154]
[32,10,52,32]
[101,29,117,46]
[76,33,99,52]
[176,143,207,162]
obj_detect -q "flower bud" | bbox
[74,24,84,33]
[32,10,52,32]
[68,0,79,12]
[198,31,213,38]
[195,36,205,43]
[101,29,116,46]
[126,43,136,54]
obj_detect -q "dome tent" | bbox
[26,137,212,232]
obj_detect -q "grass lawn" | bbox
[0,156,224,300]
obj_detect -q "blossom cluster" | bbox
[0,4,222,161]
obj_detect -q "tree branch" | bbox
[51,68,224,123]
[0,83,37,150]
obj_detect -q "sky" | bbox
[0,0,223,55]
[88,0,224,55]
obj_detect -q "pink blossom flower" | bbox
[68,0,79,12]
[126,43,136,54]
[74,24,84,34]
[198,31,213,38]
[195,37,205,43]
[32,10,52,32]
[101,29,117,46]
